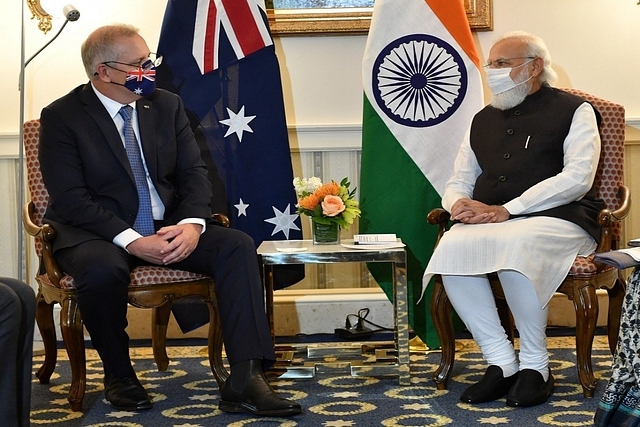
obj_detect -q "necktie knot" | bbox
[119,105,133,122]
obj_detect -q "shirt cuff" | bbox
[178,218,206,234]
[503,199,523,215]
[113,228,143,253]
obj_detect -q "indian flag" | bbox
[359,0,483,348]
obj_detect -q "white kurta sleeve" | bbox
[441,126,482,212]
[502,102,600,215]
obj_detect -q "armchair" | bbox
[427,89,630,398]
[22,119,229,411]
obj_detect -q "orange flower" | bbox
[321,195,346,217]
[314,182,340,199]
[299,194,321,210]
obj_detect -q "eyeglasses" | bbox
[483,56,535,69]
[103,53,163,72]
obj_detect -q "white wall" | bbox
[1,0,640,279]
[1,0,639,137]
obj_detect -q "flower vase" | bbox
[311,220,340,245]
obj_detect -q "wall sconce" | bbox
[26,0,53,34]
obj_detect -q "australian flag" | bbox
[157,0,304,332]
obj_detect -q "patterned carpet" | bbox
[30,336,613,426]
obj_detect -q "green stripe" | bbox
[359,96,443,349]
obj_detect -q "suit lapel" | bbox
[136,98,158,183]
[80,84,135,183]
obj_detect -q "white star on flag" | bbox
[264,204,300,239]
[234,198,249,217]
[220,106,256,142]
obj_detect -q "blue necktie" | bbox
[119,105,155,237]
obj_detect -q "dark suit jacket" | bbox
[39,83,213,252]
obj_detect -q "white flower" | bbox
[293,176,323,197]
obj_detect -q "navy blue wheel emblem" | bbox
[372,34,468,127]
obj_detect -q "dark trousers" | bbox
[0,277,36,427]
[55,225,274,379]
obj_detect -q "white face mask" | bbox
[485,58,534,95]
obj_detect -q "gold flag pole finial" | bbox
[26,0,53,34]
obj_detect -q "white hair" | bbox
[494,31,558,85]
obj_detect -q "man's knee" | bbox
[73,260,131,292]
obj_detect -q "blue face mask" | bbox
[104,61,157,97]
[121,65,157,96]
[102,56,162,97]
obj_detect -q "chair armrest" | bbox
[22,201,65,287]
[22,202,43,238]
[212,213,230,228]
[609,185,631,222]
[426,208,451,246]
[597,185,631,252]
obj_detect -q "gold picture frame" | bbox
[268,0,493,36]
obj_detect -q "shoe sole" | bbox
[219,400,302,416]
[105,398,153,411]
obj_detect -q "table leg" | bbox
[263,264,275,340]
[394,260,411,385]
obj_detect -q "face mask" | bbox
[485,58,534,96]
[110,65,157,97]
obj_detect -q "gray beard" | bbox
[489,67,532,110]
[489,81,531,110]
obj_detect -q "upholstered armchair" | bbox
[22,119,229,411]
[427,89,630,398]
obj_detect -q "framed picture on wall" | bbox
[267,0,493,36]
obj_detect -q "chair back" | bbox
[562,89,625,242]
[23,119,47,256]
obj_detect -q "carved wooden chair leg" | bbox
[430,279,455,390]
[35,292,57,383]
[572,281,598,398]
[151,302,172,371]
[59,297,86,412]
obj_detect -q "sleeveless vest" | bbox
[470,85,604,242]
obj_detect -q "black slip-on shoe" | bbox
[460,365,519,404]
[506,368,555,407]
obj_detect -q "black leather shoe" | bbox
[104,375,153,411]
[219,359,302,416]
[460,365,519,404]
[506,368,554,407]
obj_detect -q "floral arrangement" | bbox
[293,177,361,229]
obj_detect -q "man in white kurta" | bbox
[423,31,602,408]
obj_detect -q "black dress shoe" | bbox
[104,375,153,411]
[460,365,519,404]
[219,359,302,416]
[506,368,554,407]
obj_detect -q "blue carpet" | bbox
[30,336,612,426]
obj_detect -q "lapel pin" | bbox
[143,105,150,109]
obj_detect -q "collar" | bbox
[505,84,553,114]
[90,83,136,120]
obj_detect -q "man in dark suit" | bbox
[0,278,35,427]
[38,23,301,417]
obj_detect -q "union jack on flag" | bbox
[126,68,156,82]
[192,0,273,74]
